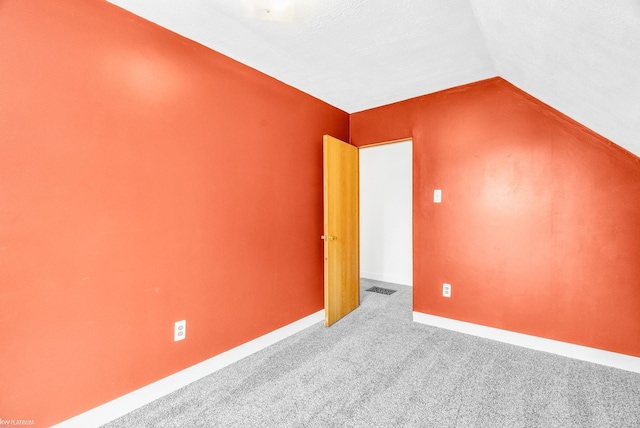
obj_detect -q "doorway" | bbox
[359,140,413,287]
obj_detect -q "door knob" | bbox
[321,235,337,241]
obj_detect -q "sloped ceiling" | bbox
[106,0,640,156]
[470,0,640,156]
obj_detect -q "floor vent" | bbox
[366,286,397,295]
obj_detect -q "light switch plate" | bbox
[434,189,442,203]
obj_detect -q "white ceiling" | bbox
[106,0,640,156]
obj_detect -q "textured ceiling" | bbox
[106,0,640,156]
[470,0,640,156]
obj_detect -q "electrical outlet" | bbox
[443,283,451,298]
[174,320,186,341]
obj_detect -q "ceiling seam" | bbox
[466,0,499,77]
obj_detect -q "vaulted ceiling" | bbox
[106,0,640,156]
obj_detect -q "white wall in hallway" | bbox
[360,140,412,286]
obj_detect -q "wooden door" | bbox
[323,135,359,326]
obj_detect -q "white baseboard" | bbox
[361,272,412,286]
[53,310,325,428]
[413,312,640,373]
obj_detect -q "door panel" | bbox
[323,135,359,326]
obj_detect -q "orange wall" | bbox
[0,1,348,426]
[351,77,640,358]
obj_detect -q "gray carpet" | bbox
[104,279,640,427]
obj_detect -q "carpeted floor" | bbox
[104,279,640,427]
